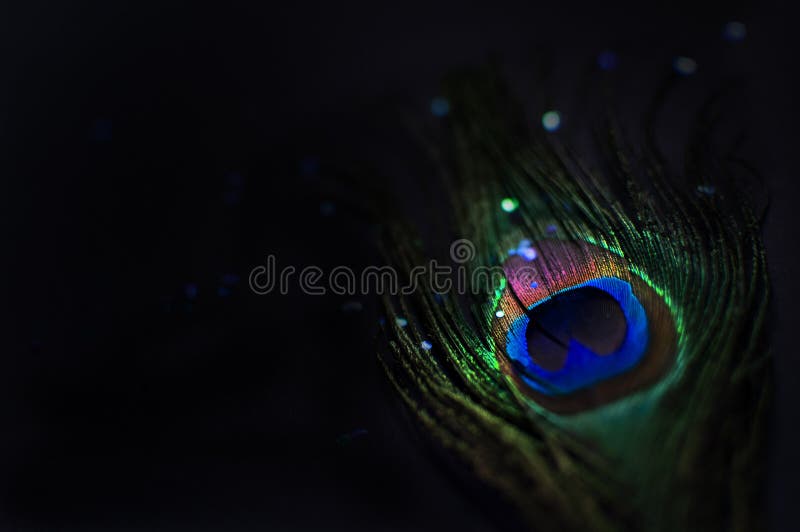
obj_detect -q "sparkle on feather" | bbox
[516,239,538,261]
[509,239,538,260]
[521,247,538,261]
[542,110,561,132]
[501,197,519,212]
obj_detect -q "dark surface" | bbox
[2,2,797,530]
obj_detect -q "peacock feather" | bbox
[377,66,770,531]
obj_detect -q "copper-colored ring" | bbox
[492,239,677,414]
[497,274,676,414]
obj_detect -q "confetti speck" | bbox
[542,110,561,132]
[673,56,697,76]
[597,50,619,71]
[501,197,519,213]
[431,97,450,117]
[723,21,746,42]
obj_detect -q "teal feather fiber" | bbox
[377,66,770,531]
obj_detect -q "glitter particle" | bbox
[421,340,433,350]
[723,21,746,42]
[395,317,408,327]
[431,97,450,117]
[542,110,561,132]
[673,56,698,76]
[514,239,538,261]
[597,50,619,71]
[501,197,519,212]
[495,310,505,318]
[521,247,538,261]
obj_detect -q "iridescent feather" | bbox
[377,66,770,532]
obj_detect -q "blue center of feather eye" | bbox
[505,277,649,396]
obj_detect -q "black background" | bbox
[2,2,798,530]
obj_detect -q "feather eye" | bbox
[378,66,769,531]
[494,239,675,413]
